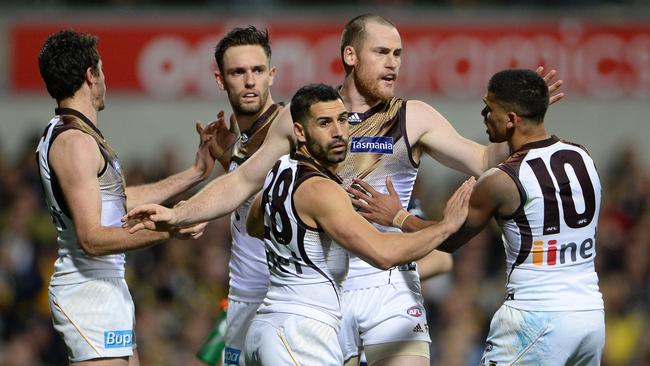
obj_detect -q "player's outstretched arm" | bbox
[347,176,454,279]
[409,67,563,176]
[437,168,519,253]
[124,114,223,210]
[125,105,295,229]
[297,177,474,270]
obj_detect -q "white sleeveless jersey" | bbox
[227,104,283,302]
[497,136,603,311]
[257,153,349,331]
[36,108,126,285]
[336,98,421,290]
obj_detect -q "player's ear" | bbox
[506,112,518,129]
[214,70,226,90]
[343,45,357,69]
[268,65,276,87]
[294,122,306,144]
[85,67,96,86]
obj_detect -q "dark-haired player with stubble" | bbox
[36,30,217,365]
[243,83,474,365]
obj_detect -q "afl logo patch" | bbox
[350,136,394,154]
[407,306,423,317]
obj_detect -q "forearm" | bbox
[416,251,453,280]
[126,167,204,210]
[173,171,259,227]
[80,226,170,256]
[401,215,436,232]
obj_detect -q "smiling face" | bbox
[295,99,349,167]
[351,21,402,102]
[216,45,275,117]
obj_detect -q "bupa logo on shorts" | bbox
[224,347,241,365]
[104,330,133,349]
[407,306,423,317]
[350,136,394,154]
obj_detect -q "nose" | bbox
[244,71,255,88]
[331,121,344,138]
[386,54,398,69]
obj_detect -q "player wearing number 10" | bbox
[436,69,604,365]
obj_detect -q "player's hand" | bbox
[166,200,208,239]
[440,177,476,232]
[194,113,222,180]
[536,66,564,105]
[121,204,176,233]
[346,176,403,227]
[205,111,239,171]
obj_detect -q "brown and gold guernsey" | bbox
[338,97,423,290]
[228,103,285,302]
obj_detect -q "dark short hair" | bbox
[290,84,341,124]
[38,30,100,101]
[487,69,549,123]
[340,14,395,75]
[214,26,271,73]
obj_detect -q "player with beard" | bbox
[125,14,563,366]
[242,83,474,365]
[204,26,285,366]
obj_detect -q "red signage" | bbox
[10,19,650,99]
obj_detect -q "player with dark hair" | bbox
[37,30,216,365]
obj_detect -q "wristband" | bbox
[392,209,412,229]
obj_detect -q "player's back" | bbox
[258,153,349,331]
[36,109,126,285]
[337,98,420,289]
[497,135,603,311]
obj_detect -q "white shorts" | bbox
[244,313,343,366]
[481,305,605,366]
[338,281,431,361]
[48,278,136,362]
[224,299,262,365]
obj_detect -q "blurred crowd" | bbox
[0,130,648,365]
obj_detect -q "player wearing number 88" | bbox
[437,69,604,365]
[243,84,474,365]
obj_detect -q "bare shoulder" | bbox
[475,168,520,214]
[50,129,102,173]
[294,176,349,213]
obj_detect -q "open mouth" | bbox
[381,74,396,83]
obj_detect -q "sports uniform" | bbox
[336,98,431,361]
[244,153,349,366]
[481,135,604,365]
[37,108,134,362]
[224,104,284,365]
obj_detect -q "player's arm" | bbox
[409,67,563,175]
[347,176,453,279]
[124,120,219,210]
[124,106,295,230]
[437,168,519,253]
[50,130,196,256]
[246,193,264,240]
[297,177,474,270]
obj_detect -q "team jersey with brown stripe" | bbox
[227,103,285,302]
[337,98,423,290]
[497,135,603,311]
[37,108,126,285]
[258,152,349,330]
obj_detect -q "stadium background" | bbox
[0,1,649,365]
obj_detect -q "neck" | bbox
[340,73,382,113]
[508,122,549,152]
[235,95,275,132]
[58,97,98,126]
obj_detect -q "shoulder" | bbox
[475,168,521,215]
[51,129,98,155]
[294,176,348,213]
